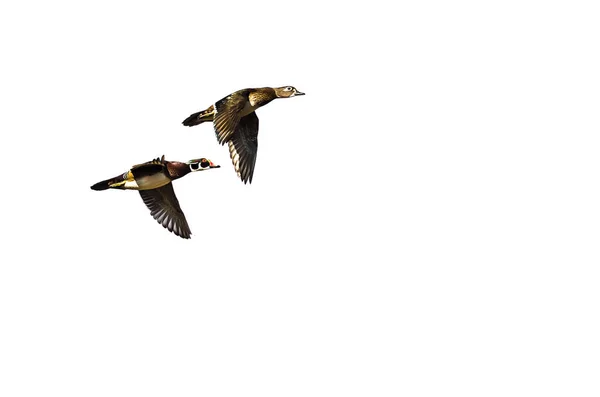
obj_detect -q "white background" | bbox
[1,1,599,396]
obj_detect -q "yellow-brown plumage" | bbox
[182,86,304,184]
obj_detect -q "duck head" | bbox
[187,158,220,172]
[274,86,305,98]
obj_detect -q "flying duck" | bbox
[90,155,219,239]
[182,86,305,184]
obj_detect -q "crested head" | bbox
[274,86,305,98]
[186,158,220,172]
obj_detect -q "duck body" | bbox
[91,157,189,191]
[182,88,278,127]
[182,86,304,184]
[91,155,219,239]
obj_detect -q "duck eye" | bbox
[200,160,210,168]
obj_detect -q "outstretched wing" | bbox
[139,183,192,239]
[228,112,259,184]
[213,91,248,144]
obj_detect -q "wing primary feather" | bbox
[138,184,192,239]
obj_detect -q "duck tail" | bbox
[90,175,123,191]
[182,109,213,126]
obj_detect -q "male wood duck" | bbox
[90,155,220,239]
[182,86,305,184]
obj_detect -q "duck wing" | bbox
[139,183,192,239]
[129,155,167,178]
[228,112,259,184]
[213,91,248,144]
[131,155,165,170]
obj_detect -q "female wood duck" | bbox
[182,86,305,184]
[90,155,220,239]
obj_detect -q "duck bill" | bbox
[209,161,220,169]
[295,91,305,96]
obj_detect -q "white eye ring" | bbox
[286,86,292,91]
